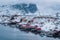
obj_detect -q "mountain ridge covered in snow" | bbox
[0,3,38,15]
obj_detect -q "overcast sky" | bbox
[0,0,60,15]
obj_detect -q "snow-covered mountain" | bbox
[0,3,38,15]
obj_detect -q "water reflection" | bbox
[0,25,60,40]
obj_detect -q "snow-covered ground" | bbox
[0,15,60,32]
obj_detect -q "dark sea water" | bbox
[0,25,60,40]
